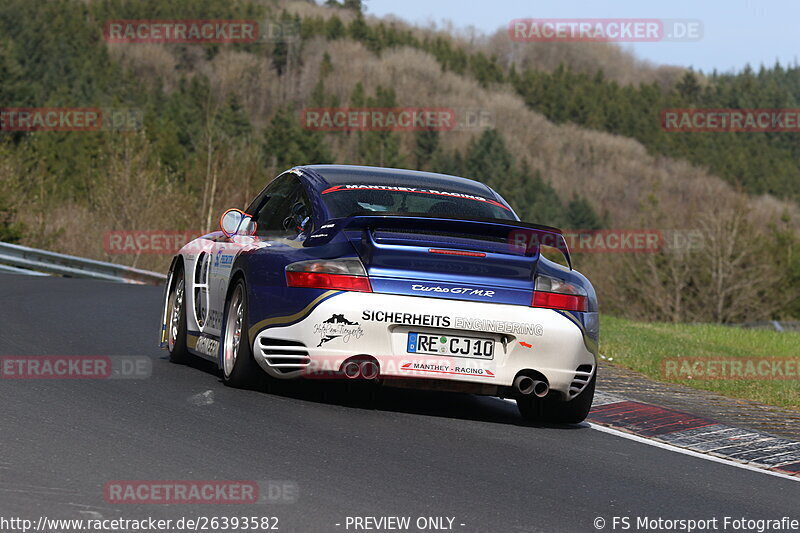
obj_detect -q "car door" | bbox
[204,173,313,338]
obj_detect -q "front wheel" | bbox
[517,371,596,424]
[221,280,264,389]
[166,267,191,364]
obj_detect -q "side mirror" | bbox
[220,209,256,238]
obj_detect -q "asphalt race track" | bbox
[0,274,798,533]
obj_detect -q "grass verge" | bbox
[600,315,800,410]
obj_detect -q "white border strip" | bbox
[587,422,799,482]
[501,398,798,482]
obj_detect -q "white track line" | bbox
[586,422,799,482]
[500,398,798,482]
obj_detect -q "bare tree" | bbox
[692,201,782,322]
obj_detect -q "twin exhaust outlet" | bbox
[513,375,549,397]
[342,359,380,380]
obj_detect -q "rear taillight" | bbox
[285,259,372,293]
[532,291,587,312]
[286,271,371,292]
[532,275,588,312]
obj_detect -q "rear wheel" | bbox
[222,280,264,389]
[166,268,191,364]
[517,371,596,424]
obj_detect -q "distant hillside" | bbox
[290,1,800,201]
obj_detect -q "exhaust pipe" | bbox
[513,375,550,398]
[360,360,379,380]
[343,361,361,379]
[532,380,549,398]
[513,375,535,395]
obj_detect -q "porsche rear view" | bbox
[160,165,598,423]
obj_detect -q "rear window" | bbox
[320,184,516,221]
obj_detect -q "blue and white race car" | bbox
[161,165,598,423]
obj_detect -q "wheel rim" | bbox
[168,277,184,352]
[223,287,244,377]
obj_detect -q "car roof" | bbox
[297,164,499,199]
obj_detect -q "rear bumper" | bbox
[251,291,596,399]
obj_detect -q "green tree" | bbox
[350,82,366,106]
[343,0,364,12]
[464,129,513,190]
[356,86,404,167]
[216,94,252,140]
[413,129,439,170]
[429,149,463,176]
[565,193,602,230]
[262,106,332,169]
[324,16,345,39]
[0,38,23,104]
[0,195,23,243]
[676,71,702,101]
[512,166,565,227]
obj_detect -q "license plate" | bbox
[407,332,494,359]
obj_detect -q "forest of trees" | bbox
[0,0,797,322]
[296,9,800,200]
[0,0,603,233]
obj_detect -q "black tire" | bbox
[517,371,596,424]
[166,267,191,364]
[221,279,264,389]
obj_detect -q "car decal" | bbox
[320,184,511,210]
[400,362,496,378]
[555,309,599,355]
[313,314,365,347]
[186,332,199,349]
[186,332,221,359]
[557,310,585,333]
[247,290,343,339]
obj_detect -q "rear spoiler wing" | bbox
[304,214,572,269]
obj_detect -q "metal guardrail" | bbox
[0,242,166,285]
[0,263,51,276]
[730,321,800,332]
